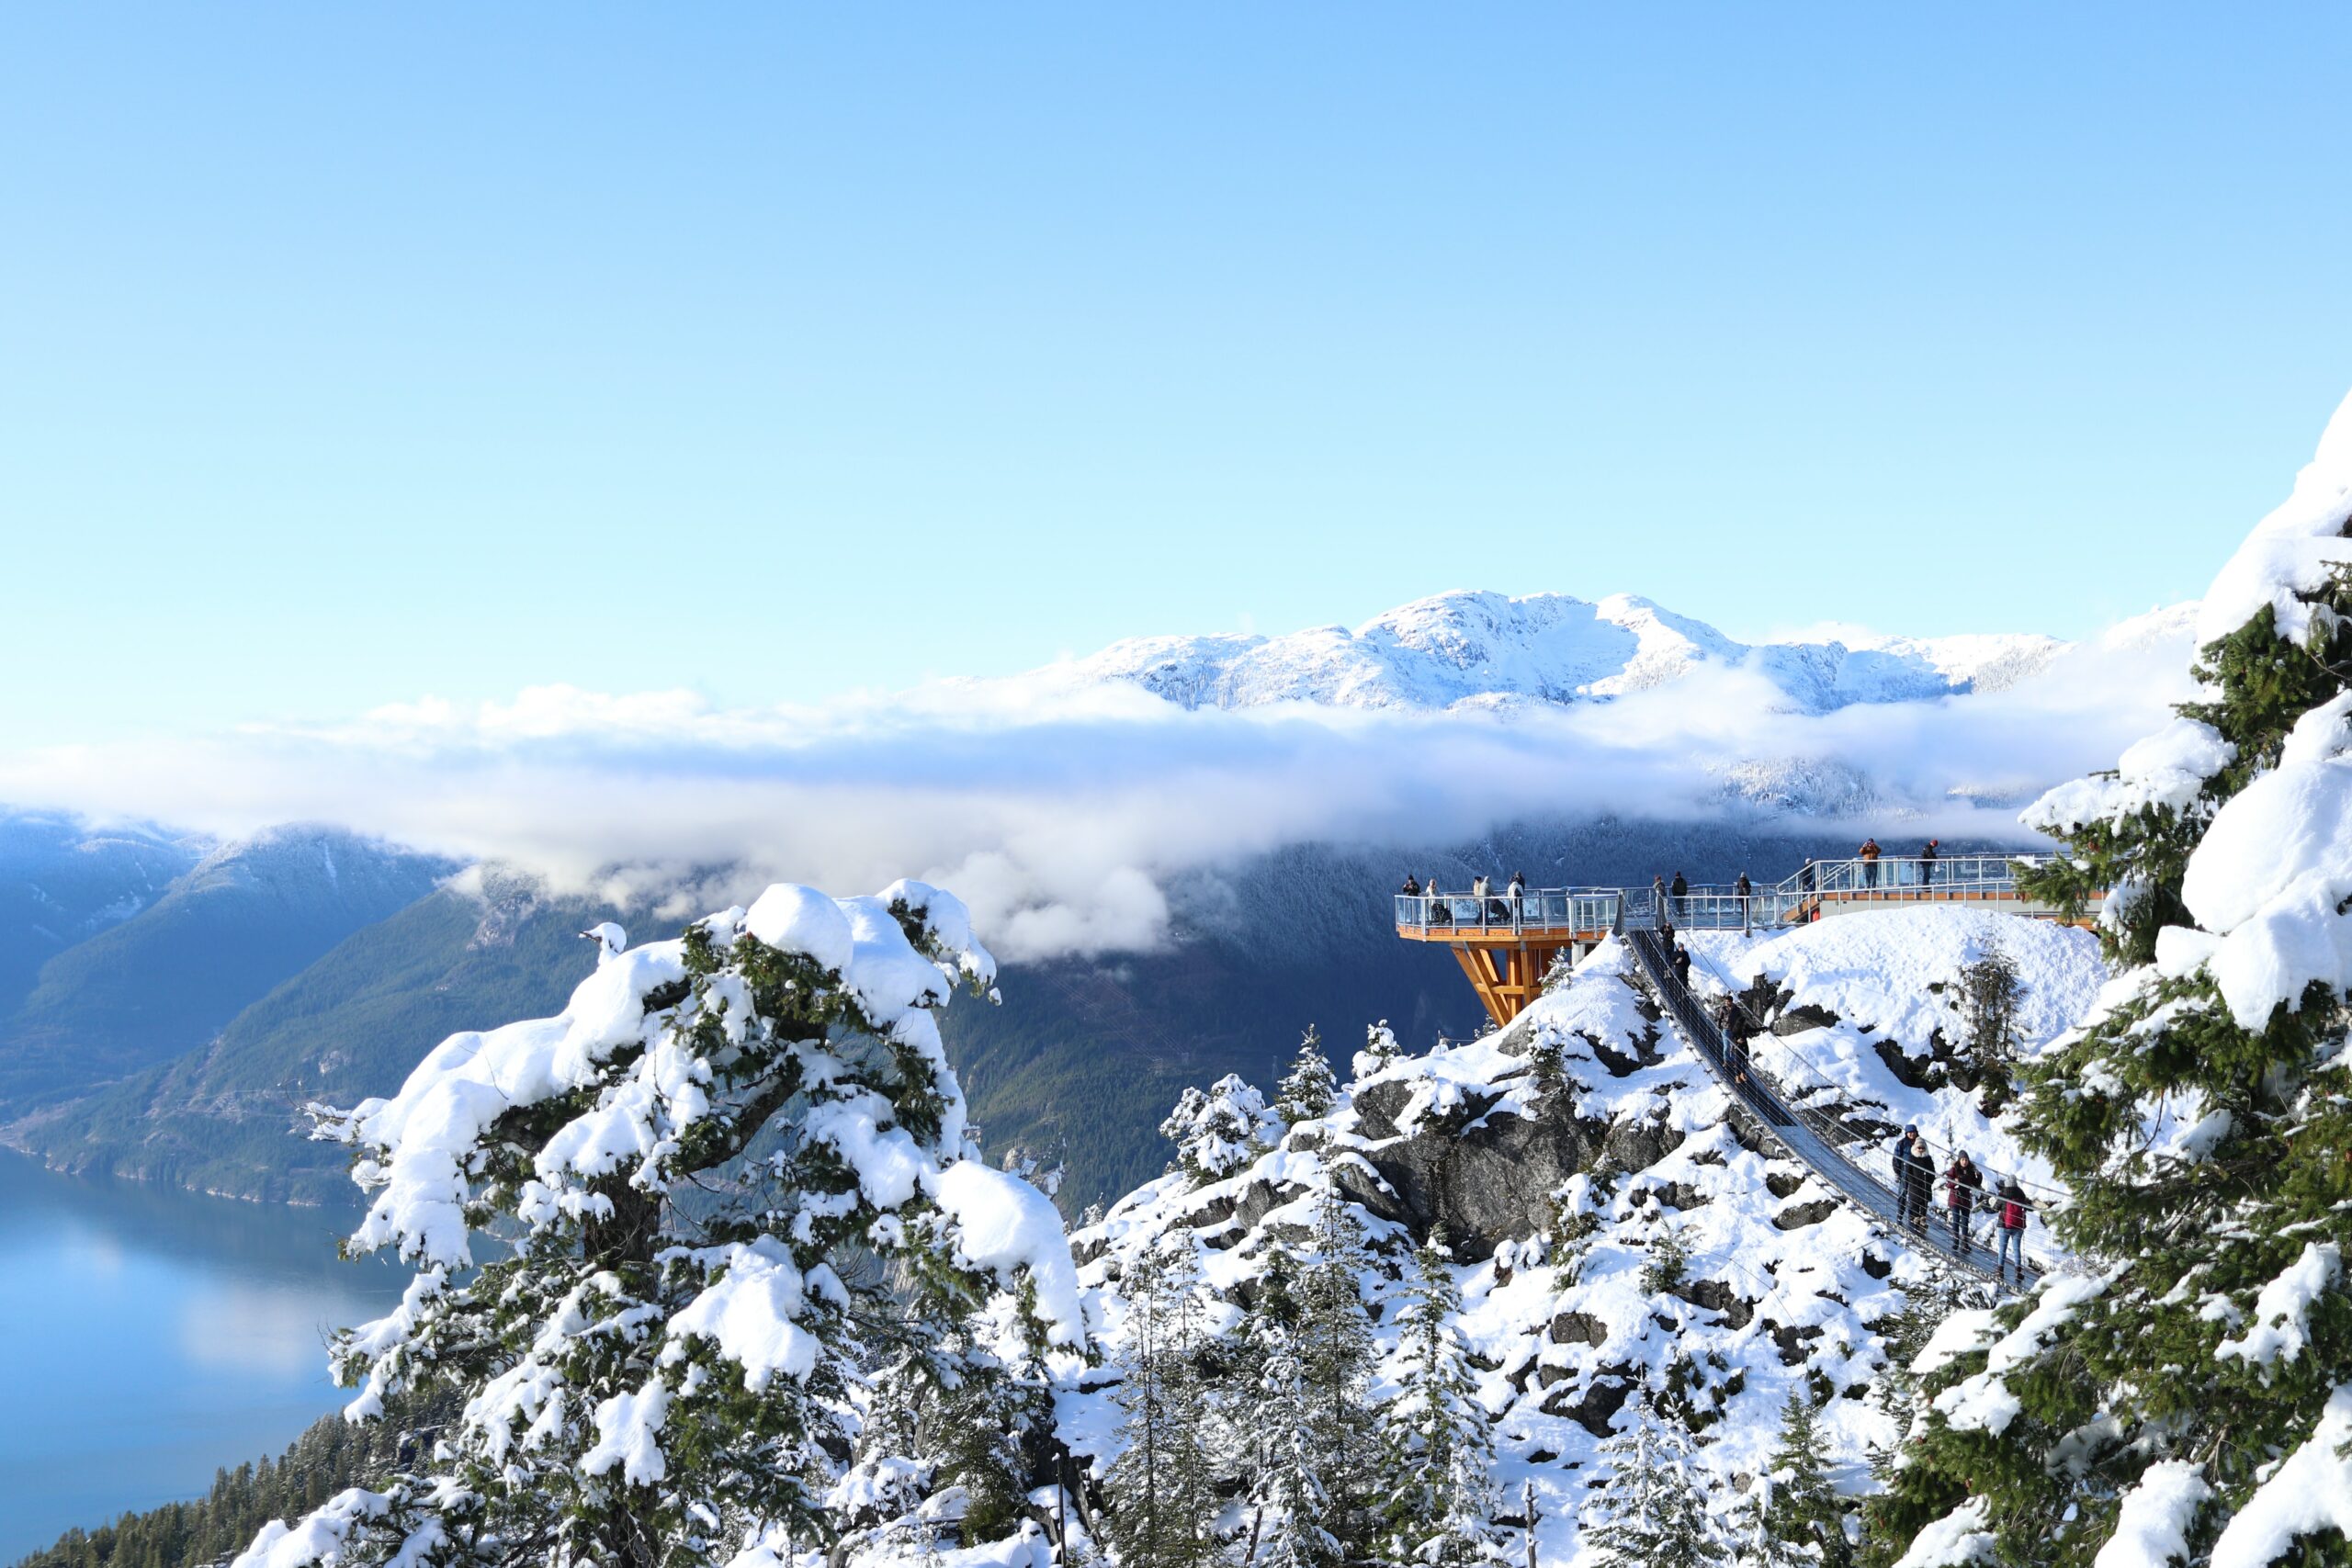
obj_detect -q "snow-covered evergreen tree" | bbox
[1582,1375,1724,1568]
[1159,1072,1276,1187]
[1639,1217,1691,1295]
[1297,1179,1381,1560]
[1274,1026,1339,1125]
[1247,1314,1340,1568]
[1379,1230,1498,1567]
[230,882,1082,1568]
[1885,391,2352,1562]
[1104,1235,1224,1568]
[1524,1023,1570,1111]
[1353,1020,1403,1079]
[1550,1172,1602,1290]
[1727,1386,1847,1568]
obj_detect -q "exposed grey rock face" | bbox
[1343,1099,1685,1261]
[1672,1277,1757,1329]
[1542,1369,1636,1436]
[1774,1197,1843,1231]
[1549,1310,1609,1348]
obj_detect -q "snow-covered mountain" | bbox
[1024,591,2075,716]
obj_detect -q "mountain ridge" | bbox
[992,588,2097,716]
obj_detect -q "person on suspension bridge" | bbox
[1720,997,1753,1084]
[1670,938,1691,990]
[1892,1127,1931,1231]
[1994,1175,2031,1286]
[1944,1150,1985,1258]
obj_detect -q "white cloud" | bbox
[0,615,2199,962]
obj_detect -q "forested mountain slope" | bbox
[0,826,451,1109]
[0,812,203,1013]
[7,869,618,1202]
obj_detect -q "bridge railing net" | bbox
[1620,918,2062,1290]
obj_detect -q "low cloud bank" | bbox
[0,616,2197,961]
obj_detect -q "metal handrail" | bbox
[1395,854,2057,935]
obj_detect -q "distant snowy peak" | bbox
[1055,590,2073,716]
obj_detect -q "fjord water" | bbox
[0,1153,404,1560]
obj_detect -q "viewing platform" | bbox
[1397,854,2088,1028]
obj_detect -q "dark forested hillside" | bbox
[0,827,452,1110]
[12,1393,452,1568]
[0,813,203,1018]
[7,869,619,1203]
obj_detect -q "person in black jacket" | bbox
[1670,870,1690,919]
[1919,838,1939,888]
[1889,1128,1916,1228]
[1895,1129,1933,1232]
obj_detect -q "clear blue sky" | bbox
[5,5,2349,744]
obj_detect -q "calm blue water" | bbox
[0,1154,406,1560]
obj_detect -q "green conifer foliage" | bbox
[1581,1375,1724,1568]
[1103,1237,1224,1568]
[1276,1026,1340,1125]
[1729,1387,1849,1568]
[1379,1230,1499,1567]
[1298,1179,1381,1560]
[1885,431,2352,1562]
[232,890,1010,1568]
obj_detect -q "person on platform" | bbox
[1670,870,1690,919]
[1860,837,1883,888]
[1919,838,1939,888]
[1401,874,1420,897]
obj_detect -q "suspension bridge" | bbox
[1395,854,2092,1288]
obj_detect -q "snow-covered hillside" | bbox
[1009,590,2085,716]
[1062,907,2103,1564]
